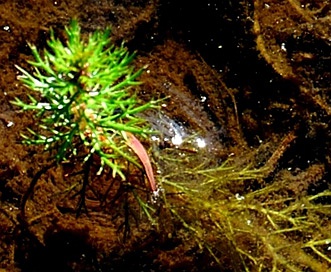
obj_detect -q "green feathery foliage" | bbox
[12,19,158,180]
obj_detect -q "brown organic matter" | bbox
[1,0,331,271]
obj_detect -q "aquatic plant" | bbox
[160,141,331,271]
[12,19,159,187]
[11,17,331,272]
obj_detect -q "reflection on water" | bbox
[144,110,210,151]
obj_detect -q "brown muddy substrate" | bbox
[1,1,331,271]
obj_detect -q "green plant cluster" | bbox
[13,20,157,180]
[160,148,331,271]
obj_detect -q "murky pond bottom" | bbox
[1,0,331,271]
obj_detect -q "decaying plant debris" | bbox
[1,0,331,271]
